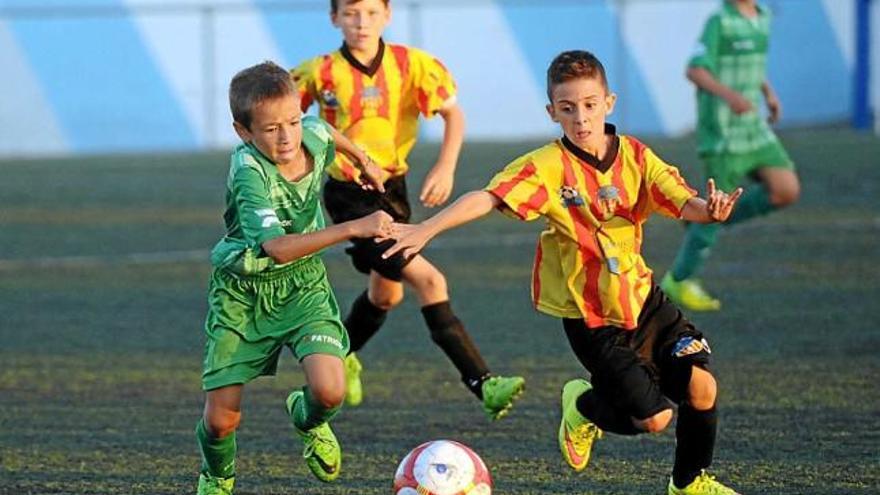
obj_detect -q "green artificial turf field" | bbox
[1,127,878,494]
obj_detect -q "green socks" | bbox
[291,386,341,431]
[725,183,774,226]
[196,418,236,479]
[670,184,776,281]
[670,222,720,281]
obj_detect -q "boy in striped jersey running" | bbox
[385,50,744,495]
[291,0,524,420]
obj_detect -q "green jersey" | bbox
[689,1,779,156]
[210,115,336,275]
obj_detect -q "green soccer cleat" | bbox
[660,273,721,312]
[197,472,235,495]
[285,391,342,483]
[668,470,741,495]
[343,352,363,406]
[558,378,603,472]
[481,375,526,421]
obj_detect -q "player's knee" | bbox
[770,183,799,207]
[687,367,717,411]
[310,385,346,409]
[369,290,403,311]
[414,270,448,300]
[767,174,800,207]
[638,408,673,433]
[204,411,241,439]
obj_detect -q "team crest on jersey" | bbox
[597,185,621,220]
[321,89,339,108]
[671,336,711,358]
[361,85,384,115]
[560,186,585,207]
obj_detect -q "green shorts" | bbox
[201,255,349,391]
[702,141,795,192]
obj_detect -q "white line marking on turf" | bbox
[2,216,876,271]
[0,234,538,271]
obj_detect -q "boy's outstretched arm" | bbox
[264,210,393,264]
[420,103,465,208]
[383,190,499,260]
[680,178,743,224]
[326,124,386,193]
[686,66,753,115]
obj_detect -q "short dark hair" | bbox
[546,50,609,101]
[228,61,295,130]
[331,0,390,13]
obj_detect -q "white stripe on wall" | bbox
[621,1,717,136]
[0,20,68,156]
[419,4,555,141]
[211,4,285,147]
[821,0,855,69]
[124,2,206,145]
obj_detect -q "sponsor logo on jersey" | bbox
[732,38,756,51]
[560,186,585,207]
[321,89,339,108]
[254,208,280,228]
[671,336,711,358]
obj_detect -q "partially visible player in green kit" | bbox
[195,61,389,494]
[661,0,800,311]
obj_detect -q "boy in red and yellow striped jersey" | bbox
[291,0,524,420]
[384,51,744,495]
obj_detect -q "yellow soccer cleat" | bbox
[660,273,721,312]
[668,470,741,495]
[197,473,235,495]
[343,352,363,406]
[286,392,342,483]
[557,379,603,471]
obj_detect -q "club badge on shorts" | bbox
[671,336,711,358]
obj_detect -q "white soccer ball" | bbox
[393,440,492,495]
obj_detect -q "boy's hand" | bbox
[725,92,754,115]
[765,93,782,124]
[420,164,455,208]
[351,210,394,238]
[705,178,743,222]
[356,156,386,193]
[381,222,431,259]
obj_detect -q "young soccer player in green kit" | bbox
[195,61,390,494]
[290,0,525,419]
[660,0,800,311]
[384,51,745,495]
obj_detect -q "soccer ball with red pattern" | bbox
[393,440,492,495]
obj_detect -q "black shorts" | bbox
[323,176,413,281]
[563,285,712,420]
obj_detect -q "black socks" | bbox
[344,290,388,353]
[672,404,717,488]
[422,301,490,399]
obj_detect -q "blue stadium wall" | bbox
[0,0,873,157]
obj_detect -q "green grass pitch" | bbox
[0,127,878,494]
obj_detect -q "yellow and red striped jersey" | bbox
[485,129,696,330]
[292,40,456,183]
